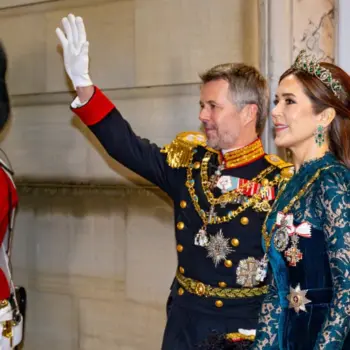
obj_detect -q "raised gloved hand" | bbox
[56,14,93,89]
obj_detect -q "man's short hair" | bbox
[199,63,269,134]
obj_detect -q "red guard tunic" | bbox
[0,166,18,300]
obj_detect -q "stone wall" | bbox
[1,1,259,349]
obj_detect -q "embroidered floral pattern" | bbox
[251,280,281,349]
[253,153,350,349]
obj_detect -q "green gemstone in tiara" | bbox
[292,50,345,99]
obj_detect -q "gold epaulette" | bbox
[265,154,294,179]
[161,131,210,168]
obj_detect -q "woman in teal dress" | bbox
[251,51,350,349]
[198,51,350,349]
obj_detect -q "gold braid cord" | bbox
[176,272,268,299]
[186,151,282,225]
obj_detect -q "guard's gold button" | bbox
[215,300,223,308]
[180,200,187,209]
[178,288,184,296]
[194,162,201,169]
[231,238,240,247]
[224,260,233,268]
[177,222,185,230]
[261,178,269,186]
[179,266,185,274]
[0,300,8,308]
[240,217,249,225]
[218,281,227,288]
[177,244,184,252]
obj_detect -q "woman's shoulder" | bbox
[318,156,350,191]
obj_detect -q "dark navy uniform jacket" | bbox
[71,86,293,350]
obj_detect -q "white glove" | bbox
[56,14,93,89]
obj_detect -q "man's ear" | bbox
[241,104,258,127]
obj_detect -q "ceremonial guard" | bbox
[56,14,293,349]
[0,42,25,349]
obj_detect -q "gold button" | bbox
[177,244,184,252]
[215,300,223,308]
[193,162,201,169]
[177,222,185,230]
[218,281,227,288]
[231,238,240,247]
[179,266,185,274]
[195,282,206,296]
[178,288,184,296]
[261,178,269,186]
[0,300,8,308]
[180,200,187,209]
[240,217,249,225]
[224,260,232,268]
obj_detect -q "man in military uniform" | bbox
[56,14,293,350]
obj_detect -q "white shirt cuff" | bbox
[71,96,89,109]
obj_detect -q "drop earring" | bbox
[314,125,325,147]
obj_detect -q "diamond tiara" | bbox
[292,50,345,99]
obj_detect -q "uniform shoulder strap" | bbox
[265,154,294,179]
[161,131,217,168]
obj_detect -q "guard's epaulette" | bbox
[265,154,294,179]
[161,131,212,168]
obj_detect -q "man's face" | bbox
[199,79,244,150]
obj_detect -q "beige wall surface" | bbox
[4,1,259,349]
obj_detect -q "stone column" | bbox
[259,0,293,155]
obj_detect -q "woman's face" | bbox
[272,74,321,149]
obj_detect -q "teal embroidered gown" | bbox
[252,153,350,349]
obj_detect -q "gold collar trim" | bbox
[221,138,265,168]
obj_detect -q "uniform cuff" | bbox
[70,86,115,126]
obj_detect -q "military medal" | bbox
[284,235,302,266]
[216,175,240,193]
[208,205,217,223]
[284,222,311,266]
[206,229,233,267]
[287,284,311,313]
[187,149,280,268]
[273,212,294,252]
[194,227,209,247]
[255,254,268,282]
[209,165,224,190]
[236,257,260,287]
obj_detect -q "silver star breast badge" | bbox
[206,229,233,267]
[287,284,311,313]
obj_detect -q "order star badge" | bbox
[287,284,311,313]
[206,229,233,267]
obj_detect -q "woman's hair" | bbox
[280,58,350,168]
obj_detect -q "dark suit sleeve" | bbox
[71,86,178,195]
